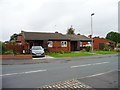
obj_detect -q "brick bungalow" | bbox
[93,37,115,50]
[16,31,92,53]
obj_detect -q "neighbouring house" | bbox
[93,37,115,50]
[15,31,92,53]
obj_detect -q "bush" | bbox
[85,46,90,52]
[4,50,14,54]
[103,44,113,51]
[114,48,120,52]
[0,42,19,54]
[0,42,7,54]
[0,43,2,54]
[59,50,65,54]
[116,43,120,48]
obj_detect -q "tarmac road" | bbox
[1,54,119,88]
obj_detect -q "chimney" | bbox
[89,35,92,38]
[77,33,80,35]
[21,30,24,33]
[55,31,58,33]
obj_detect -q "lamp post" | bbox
[91,13,95,53]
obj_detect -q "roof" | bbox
[93,37,115,43]
[66,35,92,41]
[22,31,69,40]
[21,31,92,41]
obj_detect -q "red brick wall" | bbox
[48,41,70,52]
[5,44,24,53]
[82,42,88,46]
[93,37,114,49]
[1,55,32,59]
[17,35,26,45]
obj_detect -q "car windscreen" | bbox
[32,46,43,50]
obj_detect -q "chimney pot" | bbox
[89,35,92,38]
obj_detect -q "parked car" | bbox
[31,46,45,57]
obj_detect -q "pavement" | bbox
[1,54,118,65]
[2,55,55,65]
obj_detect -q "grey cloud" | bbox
[0,0,119,41]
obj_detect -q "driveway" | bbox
[32,55,54,59]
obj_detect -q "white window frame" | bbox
[80,41,82,47]
[61,41,67,47]
[48,41,53,47]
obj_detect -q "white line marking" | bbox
[0,73,18,76]
[78,69,118,79]
[0,69,47,77]
[70,62,109,68]
[85,73,105,78]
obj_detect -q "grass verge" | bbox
[47,51,118,58]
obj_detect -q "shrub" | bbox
[0,43,2,54]
[114,48,120,52]
[59,50,65,54]
[4,50,14,54]
[85,46,90,52]
[103,44,113,51]
[117,43,120,48]
[0,42,7,54]
[54,50,65,54]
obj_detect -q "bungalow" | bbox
[16,31,92,53]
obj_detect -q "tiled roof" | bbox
[22,31,91,41]
[23,31,69,40]
[93,37,115,43]
[66,35,92,41]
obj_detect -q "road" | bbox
[1,54,119,88]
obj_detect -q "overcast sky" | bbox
[0,0,119,41]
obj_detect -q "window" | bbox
[48,41,53,47]
[61,41,67,47]
[80,42,82,47]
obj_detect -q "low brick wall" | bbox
[1,55,32,59]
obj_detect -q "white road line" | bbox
[0,69,47,77]
[85,73,105,78]
[0,73,18,76]
[78,69,118,79]
[70,62,110,68]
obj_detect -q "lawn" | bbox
[95,50,118,54]
[47,51,118,58]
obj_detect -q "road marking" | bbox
[0,73,18,76]
[70,62,109,68]
[0,69,47,77]
[85,73,105,78]
[78,69,118,79]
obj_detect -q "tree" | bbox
[106,31,120,44]
[10,33,18,41]
[0,41,7,54]
[66,26,75,35]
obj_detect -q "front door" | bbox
[71,41,77,51]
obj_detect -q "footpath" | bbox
[1,54,118,65]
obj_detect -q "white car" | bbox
[31,46,45,57]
